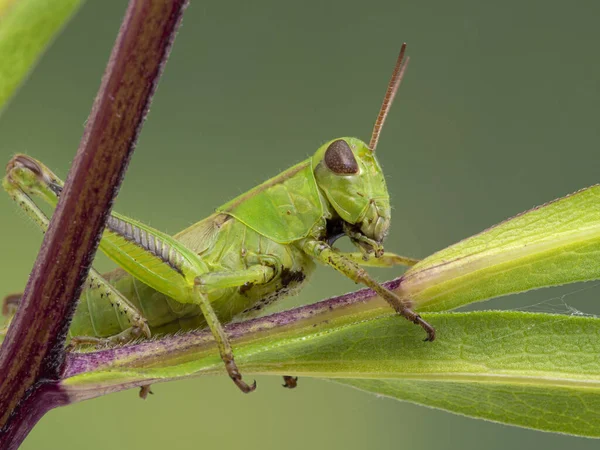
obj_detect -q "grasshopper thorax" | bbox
[312,137,391,246]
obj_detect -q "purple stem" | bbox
[65,283,392,379]
[53,280,401,405]
[0,1,187,447]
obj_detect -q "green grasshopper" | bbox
[2,44,434,393]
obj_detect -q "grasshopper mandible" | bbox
[2,44,434,393]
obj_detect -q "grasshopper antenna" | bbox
[369,43,409,152]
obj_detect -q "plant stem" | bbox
[0,1,187,447]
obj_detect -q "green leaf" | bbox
[340,379,600,438]
[0,0,83,112]
[63,311,600,438]
[333,313,600,438]
[400,184,600,312]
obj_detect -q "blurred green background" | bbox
[1,0,599,448]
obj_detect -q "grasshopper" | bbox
[2,44,434,393]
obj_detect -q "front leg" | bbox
[300,239,435,341]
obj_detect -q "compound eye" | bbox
[324,139,359,174]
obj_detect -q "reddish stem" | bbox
[0,1,187,447]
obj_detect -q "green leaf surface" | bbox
[0,0,82,112]
[339,379,600,438]
[400,185,600,312]
[64,311,600,438]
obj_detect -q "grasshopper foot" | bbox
[413,315,436,342]
[389,299,436,342]
[226,360,256,393]
[2,293,21,317]
[139,385,154,399]
[232,376,257,394]
[282,376,298,389]
[69,335,109,349]
[69,324,150,350]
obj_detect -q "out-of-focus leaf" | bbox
[0,0,83,112]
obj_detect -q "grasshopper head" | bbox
[311,44,410,254]
[312,137,391,246]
